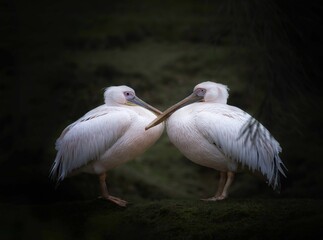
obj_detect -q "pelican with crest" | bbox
[146,81,286,200]
[50,85,164,206]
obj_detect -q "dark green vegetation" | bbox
[2,199,323,240]
[1,0,323,239]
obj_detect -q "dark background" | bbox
[1,0,323,239]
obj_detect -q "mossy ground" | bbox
[1,198,322,240]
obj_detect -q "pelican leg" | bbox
[98,173,127,207]
[202,171,226,201]
[217,171,235,200]
[215,172,227,198]
[202,171,235,201]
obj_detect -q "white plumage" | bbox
[146,81,286,200]
[51,85,164,206]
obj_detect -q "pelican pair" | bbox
[51,82,286,206]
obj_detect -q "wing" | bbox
[55,105,110,144]
[50,106,131,182]
[197,104,286,190]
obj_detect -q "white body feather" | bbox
[166,100,285,190]
[51,92,164,182]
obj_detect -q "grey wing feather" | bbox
[50,106,131,182]
[197,106,286,190]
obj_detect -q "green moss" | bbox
[1,199,322,240]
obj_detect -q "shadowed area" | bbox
[1,0,323,239]
[1,199,322,239]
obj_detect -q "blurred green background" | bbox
[1,0,323,239]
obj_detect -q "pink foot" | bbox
[201,195,227,201]
[99,195,128,207]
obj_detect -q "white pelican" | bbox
[146,81,286,201]
[50,85,164,206]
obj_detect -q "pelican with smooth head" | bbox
[146,81,286,200]
[51,85,164,206]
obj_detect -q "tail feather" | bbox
[49,153,65,186]
[267,154,287,192]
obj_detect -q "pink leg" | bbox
[202,171,235,201]
[216,171,235,200]
[202,171,226,201]
[99,173,127,207]
[215,172,227,198]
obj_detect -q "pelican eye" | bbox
[124,91,135,100]
[195,88,206,97]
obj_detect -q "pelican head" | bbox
[145,81,229,130]
[104,85,162,115]
[194,81,229,104]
